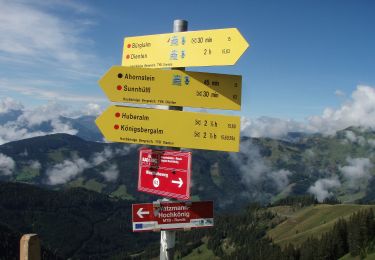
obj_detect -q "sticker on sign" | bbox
[138,149,191,200]
[132,201,214,232]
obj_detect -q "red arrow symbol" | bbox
[171,178,183,188]
[137,208,150,218]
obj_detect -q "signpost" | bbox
[122,28,249,68]
[95,19,249,260]
[132,201,214,232]
[99,66,242,110]
[95,105,241,152]
[138,149,192,200]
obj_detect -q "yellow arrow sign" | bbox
[99,66,241,110]
[122,28,249,68]
[96,106,240,152]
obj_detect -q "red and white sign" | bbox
[132,201,214,232]
[138,149,192,200]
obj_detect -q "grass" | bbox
[83,179,105,193]
[338,190,367,203]
[267,204,375,247]
[15,167,40,182]
[180,243,216,260]
[47,149,66,162]
[110,185,135,200]
[68,178,106,193]
[340,251,375,260]
[68,177,84,187]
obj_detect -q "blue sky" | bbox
[0,0,374,123]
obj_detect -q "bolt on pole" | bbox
[159,19,188,260]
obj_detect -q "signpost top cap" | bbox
[173,19,188,32]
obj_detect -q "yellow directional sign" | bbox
[99,66,241,110]
[96,106,241,152]
[122,28,249,68]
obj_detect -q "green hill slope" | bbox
[268,204,375,247]
[179,202,375,259]
[340,251,375,260]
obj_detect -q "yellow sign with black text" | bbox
[122,28,249,68]
[99,66,241,110]
[96,106,240,152]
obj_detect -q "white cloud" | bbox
[47,156,89,185]
[100,164,119,182]
[91,146,131,166]
[91,147,114,166]
[0,1,105,110]
[345,130,357,142]
[0,1,95,68]
[340,157,373,185]
[0,100,79,144]
[241,116,308,139]
[18,102,68,127]
[308,86,375,134]
[241,85,375,138]
[269,169,291,191]
[335,90,345,97]
[29,160,41,170]
[0,97,23,114]
[308,177,341,202]
[0,153,15,176]
[46,146,132,185]
[0,125,46,145]
[344,130,366,146]
[230,139,292,199]
[82,103,102,116]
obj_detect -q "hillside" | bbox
[179,201,375,259]
[0,126,374,211]
[0,182,374,259]
[0,222,62,260]
[0,134,252,211]
[0,182,158,259]
[268,204,375,247]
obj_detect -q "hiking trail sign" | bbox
[132,201,214,232]
[99,66,241,110]
[138,149,192,200]
[95,105,241,152]
[122,28,249,68]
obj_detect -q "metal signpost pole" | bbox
[159,19,188,260]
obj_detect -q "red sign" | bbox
[132,201,214,232]
[138,149,191,200]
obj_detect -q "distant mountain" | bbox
[0,107,102,143]
[283,131,313,143]
[0,133,251,211]
[60,115,102,142]
[0,126,374,208]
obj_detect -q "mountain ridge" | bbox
[0,126,374,211]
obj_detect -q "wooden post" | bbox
[20,234,41,260]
